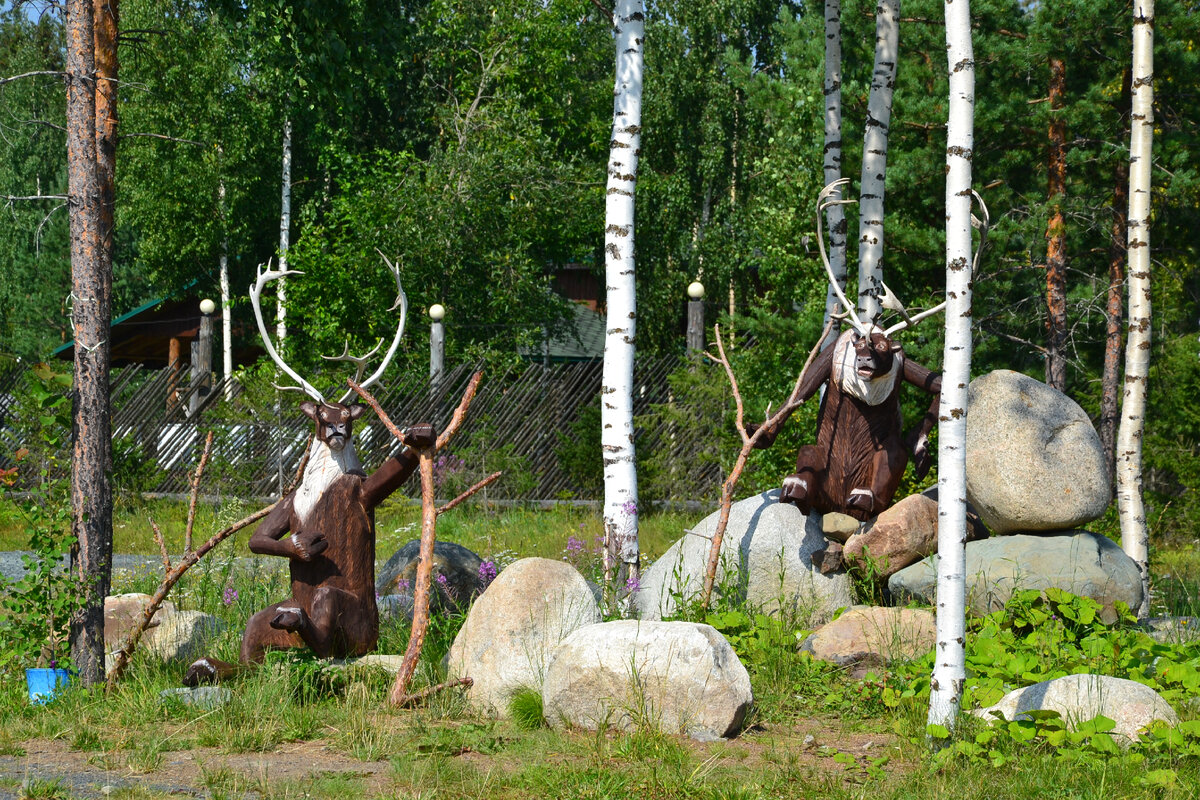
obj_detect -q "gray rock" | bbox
[634,490,853,625]
[1142,616,1200,644]
[144,610,225,662]
[447,557,601,716]
[159,686,232,709]
[888,531,1142,620]
[376,540,484,616]
[542,620,752,740]
[972,673,1177,746]
[800,606,936,670]
[965,370,1111,534]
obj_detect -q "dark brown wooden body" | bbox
[756,330,941,521]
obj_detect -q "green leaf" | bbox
[926,724,951,740]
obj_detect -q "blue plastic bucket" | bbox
[26,668,71,705]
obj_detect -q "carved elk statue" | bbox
[752,181,961,522]
[185,257,434,685]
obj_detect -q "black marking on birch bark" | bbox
[607,224,631,236]
[949,256,969,271]
[606,188,633,197]
[608,171,637,182]
[606,327,627,335]
[952,58,974,73]
[606,244,621,259]
[622,11,645,22]
[620,125,642,135]
[823,81,842,95]
[610,139,631,149]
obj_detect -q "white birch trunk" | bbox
[1118,0,1154,620]
[856,0,900,323]
[275,116,292,344]
[218,170,233,400]
[822,0,849,331]
[928,0,975,734]
[601,0,644,603]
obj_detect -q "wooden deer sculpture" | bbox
[185,256,434,685]
[751,180,987,521]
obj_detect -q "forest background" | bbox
[1,0,1198,538]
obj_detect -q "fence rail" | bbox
[1,358,725,504]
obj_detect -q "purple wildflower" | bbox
[625,574,641,592]
[436,573,449,586]
[478,560,498,587]
[566,536,584,554]
[397,578,412,594]
[621,499,638,516]
[222,585,238,606]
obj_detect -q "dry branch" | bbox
[438,471,502,514]
[104,443,312,691]
[390,676,474,708]
[699,319,835,610]
[347,372,485,707]
[185,431,214,555]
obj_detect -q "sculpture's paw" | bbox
[290,531,327,561]
[846,488,875,515]
[183,657,230,687]
[270,606,308,632]
[780,474,810,505]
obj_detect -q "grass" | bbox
[3,497,1200,798]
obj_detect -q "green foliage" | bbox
[0,364,83,673]
[508,687,546,731]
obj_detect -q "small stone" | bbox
[802,734,816,748]
[822,513,861,544]
[100,786,115,796]
[811,542,844,574]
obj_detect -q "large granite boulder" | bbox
[542,620,752,740]
[104,593,177,649]
[965,370,1111,534]
[144,610,225,662]
[634,490,852,625]
[972,674,1177,746]
[888,531,1142,621]
[446,557,600,716]
[376,540,484,616]
[800,606,936,672]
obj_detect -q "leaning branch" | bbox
[104,443,311,691]
[699,319,835,610]
[438,471,502,514]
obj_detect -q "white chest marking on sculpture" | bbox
[830,331,903,407]
[293,439,361,525]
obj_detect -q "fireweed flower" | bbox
[478,560,498,587]
[625,574,641,592]
[621,499,638,516]
[222,585,238,606]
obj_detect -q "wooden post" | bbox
[190,300,214,416]
[686,282,705,353]
[429,304,445,389]
[166,336,182,414]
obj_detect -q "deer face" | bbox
[852,330,902,379]
[300,401,366,452]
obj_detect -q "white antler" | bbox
[332,250,408,403]
[881,190,990,337]
[250,260,326,403]
[816,178,867,336]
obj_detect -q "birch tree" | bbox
[601,0,644,605]
[275,116,293,344]
[928,0,975,734]
[856,0,900,322]
[1117,0,1154,620]
[822,0,849,331]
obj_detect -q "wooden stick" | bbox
[150,517,171,572]
[347,372,484,707]
[437,471,502,514]
[184,431,214,555]
[699,319,835,610]
[105,440,312,692]
[390,449,438,704]
[391,676,474,708]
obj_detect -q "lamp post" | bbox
[686,281,705,354]
[189,298,216,415]
[429,303,445,388]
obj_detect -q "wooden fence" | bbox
[2,358,725,504]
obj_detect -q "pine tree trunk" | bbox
[928,0,974,734]
[822,0,849,330]
[856,0,900,323]
[1118,0,1154,620]
[1044,57,1068,391]
[67,0,114,686]
[601,0,644,607]
[276,116,292,344]
[1100,69,1132,477]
